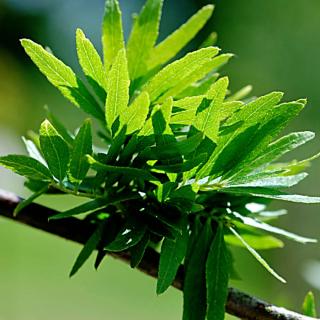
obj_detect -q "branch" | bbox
[0,189,316,320]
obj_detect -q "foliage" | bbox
[0,0,319,319]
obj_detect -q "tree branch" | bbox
[0,189,316,320]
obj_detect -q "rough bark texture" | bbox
[0,189,317,320]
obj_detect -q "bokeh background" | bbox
[0,0,320,319]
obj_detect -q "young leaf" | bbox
[0,155,52,181]
[206,225,230,320]
[229,226,286,283]
[230,211,317,244]
[102,0,125,71]
[143,47,219,102]
[157,218,188,294]
[183,220,213,320]
[20,39,104,121]
[14,184,49,216]
[105,49,130,132]
[302,291,317,317]
[148,5,214,70]
[76,28,107,101]
[194,77,229,142]
[119,92,150,135]
[130,232,150,268]
[68,119,92,185]
[70,223,104,277]
[221,187,320,204]
[127,0,163,80]
[39,120,70,182]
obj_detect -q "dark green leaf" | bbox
[206,225,230,320]
[157,218,188,294]
[70,223,104,277]
[68,119,92,184]
[130,232,149,268]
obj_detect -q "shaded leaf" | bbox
[130,232,149,268]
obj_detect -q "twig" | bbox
[0,189,316,320]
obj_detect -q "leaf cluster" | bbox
[1,1,319,319]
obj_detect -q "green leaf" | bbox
[130,232,150,268]
[194,77,229,142]
[143,47,219,103]
[226,173,308,189]
[157,218,188,294]
[106,222,146,252]
[49,198,109,220]
[183,220,213,320]
[87,155,158,182]
[206,225,230,320]
[68,119,92,185]
[230,211,316,244]
[226,85,252,102]
[148,5,214,70]
[199,32,218,49]
[119,92,150,135]
[39,119,70,182]
[302,291,317,317]
[229,226,286,283]
[20,39,104,121]
[14,184,49,216]
[76,28,107,101]
[0,155,52,181]
[198,92,284,178]
[70,223,104,277]
[127,0,163,81]
[105,49,130,132]
[222,187,320,204]
[102,0,125,71]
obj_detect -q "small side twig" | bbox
[0,189,316,320]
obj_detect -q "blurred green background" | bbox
[0,0,320,319]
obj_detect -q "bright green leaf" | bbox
[302,291,317,317]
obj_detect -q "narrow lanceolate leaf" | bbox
[20,39,104,121]
[130,232,150,268]
[302,291,317,317]
[148,5,214,70]
[221,187,320,204]
[119,92,150,135]
[76,28,107,100]
[49,198,109,220]
[143,47,219,102]
[157,219,188,294]
[230,211,317,244]
[106,222,146,252]
[14,184,49,216]
[206,225,230,320]
[70,223,104,277]
[40,120,70,182]
[227,173,308,189]
[0,155,52,181]
[87,155,158,182]
[127,0,163,80]
[183,220,213,320]
[229,227,286,283]
[194,77,229,142]
[105,49,130,131]
[68,120,92,184]
[102,0,124,71]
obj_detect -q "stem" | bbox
[0,189,317,320]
